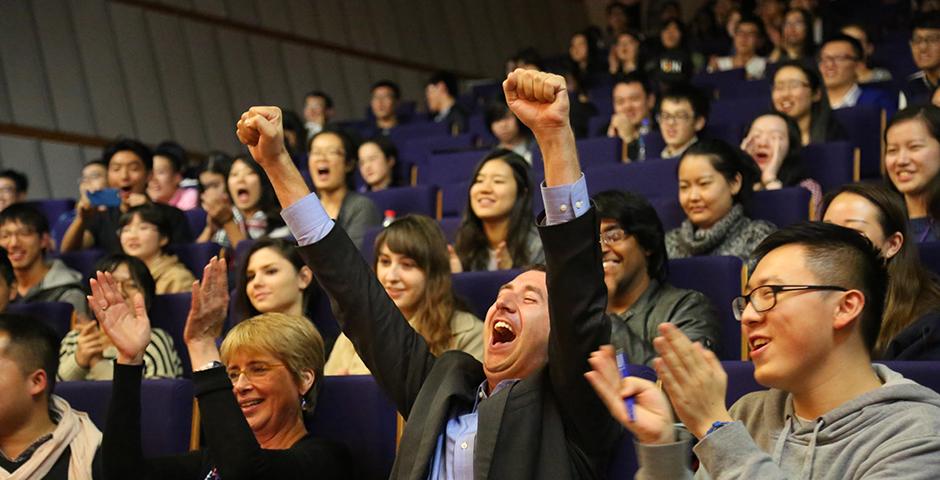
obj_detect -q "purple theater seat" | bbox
[832,105,883,179]
[703,122,747,146]
[668,256,745,360]
[388,122,450,147]
[532,137,623,172]
[417,149,489,186]
[307,375,398,480]
[584,158,680,201]
[467,114,497,146]
[607,364,657,479]
[364,185,439,219]
[439,181,470,218]
[167,242,221,281]
[588,84,614,116]
[438,217,461,243]
[649,197,685,230]
[918,242,940,277]
[57,248,107,281]
[452,269,523,319]
[878,361,940,394]
[800,141,858,193]
[720,361,767,405]
[56,378,194,456]
[750,187,812,227]
[23,199,75,228]
[399,133,476,166]
[359,226,383,264]
[183,208,207,238]
[7,301,73,341]
[587,115,610,138]
[708,98,770,128]
[151,293,193,377]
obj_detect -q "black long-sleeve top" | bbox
[102,363,349,480]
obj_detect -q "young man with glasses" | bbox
[901,13,940,109]
[818,34,894,114]
[0,204,87,315]
[656,85,709,160]
[594,190,718,365]
[586,221,940,478]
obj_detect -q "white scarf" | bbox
[0,395,101,480]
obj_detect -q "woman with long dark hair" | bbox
[326,215,483,375]
[884,104,940,242]
[452,150,544,272]
[823,183,940,359]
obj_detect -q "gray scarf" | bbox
[674,203,747,256]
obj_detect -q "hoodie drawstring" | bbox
[771,416,792,464]
[799,421,823,480]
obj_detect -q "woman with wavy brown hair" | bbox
[325,215,483,375]
[823,183,940,359]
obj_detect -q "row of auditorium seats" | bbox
[51,359,940,480]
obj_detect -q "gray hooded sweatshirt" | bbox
[636,364,940,479]
[15,259,88,316]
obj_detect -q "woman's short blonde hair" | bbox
[220,312,325,412]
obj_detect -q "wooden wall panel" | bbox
[148,12,207,149]
[0,2,56,128]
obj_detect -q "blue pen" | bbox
[615,350,637,422]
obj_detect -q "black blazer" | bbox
[300,208,620,479]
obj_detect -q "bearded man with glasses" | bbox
[586,221,940,478]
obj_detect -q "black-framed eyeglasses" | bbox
[732,285,848,321]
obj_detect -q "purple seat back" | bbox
[720,361,767,405]
[418,150,489,185]
[750,187,811,227]
[831,105,883,179]
[56,378,193,456]
[669,256,744,360]
[183,208,207,238]
[23,199,75,228]
[7,301,73,341]
[439,181,470,218]
[878,361,940,394]
[452,269,523,319]
[57,249,107,280]
[533,137,623,172]
[307,375,398,480]
[151,293,193,377]
[388,122,450,147]
[438,217,461,243]
[708,98,770,128]
[584,158,680,201]
[363,185,439,219]
[167,242,220,281]
[800,141,857,193]
[400,133,476,166]
[918,242,940,277]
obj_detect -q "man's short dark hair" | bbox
[660,83,710,120]
[0,203,50,236]
[0,313,60,396]
[0,169,28,194]
[427,71,459,98]
[912,12,940,32]
[304,90,334,109]
[750,222,888,354]
[370,80,401,100]
[613,71,652,95]
[0,247,13,287]
[103,138,153,172]
[153,141,187,174]
[593,190,668,282]
[820,34,864,62]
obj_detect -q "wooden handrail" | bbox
[0,122,207,159]
[110,0,482,79]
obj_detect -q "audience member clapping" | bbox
[357,137,399,192]
[452,150,544,272]
[58,254,182,381]
[195,152,234,245]
[327,215,483,375]
[95,257,349,479]
[0,204,87,315]
[823,183,940,360]
[148,141,198,211]
[666,139,776,259]
[605,72,656,162]
[771,60,846,145]
[884,105,940,242]
[308,130,381,249]
[741,111,822,211]
[118,204,195,294]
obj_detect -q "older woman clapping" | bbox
[92,257,349,479]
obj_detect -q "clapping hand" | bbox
[652,323,733,439]
[585,345,676,444]
[88,271,151,365]
[183,257,229,368]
